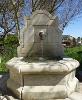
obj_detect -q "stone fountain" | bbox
[6,10,82,100]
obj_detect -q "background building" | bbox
[62,35,77,47]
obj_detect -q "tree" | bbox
[57,0,82,30]
[32,0,65,13]
[31,0,82,30]
[0,0,15,38]
[0,0,24,39]
[21,0,82,30]
[0,0,82,38]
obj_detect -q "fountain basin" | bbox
[6,57,79,74]
[6,57,79,100]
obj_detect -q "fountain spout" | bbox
[39,31,46,40]
[39,30,47,59]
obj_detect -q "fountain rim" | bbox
[6,57,79,75]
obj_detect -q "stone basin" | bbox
[6,57,79,74]
[6,57,79,100]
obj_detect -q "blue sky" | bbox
[63,16,82,38]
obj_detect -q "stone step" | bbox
[0,97,71,100]
[68,92,82,100]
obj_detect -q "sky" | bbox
[63,16,82,38]
[0,28,4,34]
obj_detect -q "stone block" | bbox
[22,85,67,100]
[7,79,22,99]
[68,92,82,100]
[6,57,80,100]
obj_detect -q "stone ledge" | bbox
[6,57,79,74]
[22,85,67,100]
[68,92,82,100]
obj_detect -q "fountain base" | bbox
[6,57,80,100]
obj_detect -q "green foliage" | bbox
[0,34,18,73]
[4,34,19,46]
[65,46,82,71]
[0,45,17,73]
[0,38,4,45]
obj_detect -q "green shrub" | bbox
[4,34,19,46]
[65,46,82,71]
[0,34,18,73]
[0,45,17,73]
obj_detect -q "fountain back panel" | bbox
[17,10,64,61]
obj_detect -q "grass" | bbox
[0,44,82,73]
[65,46,82,71]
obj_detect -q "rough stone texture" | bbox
[5,95,19,100]
[1,81,82,100]
[6,10,80,100]
[78,83,82,93]
[1,76,82,100]
[65,99,71,100]
[0,96,7,100]
[17,10,64,58]
[68,92,82,100]
[6,57,79,74]
[0,96,19,100]
[6,57,79,100]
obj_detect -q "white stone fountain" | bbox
[6,10,82,100]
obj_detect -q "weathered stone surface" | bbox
[65,98,71,100]
[78,83,82,93]
[22,86,67,100]
[17,10,64,58]
[6,10,80,100]
[6,57,79,74]
[6,57,79,100]
[0,96,7,100]
[0,96,19,100]
[7,79,22,99]
[68,92,82,100]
